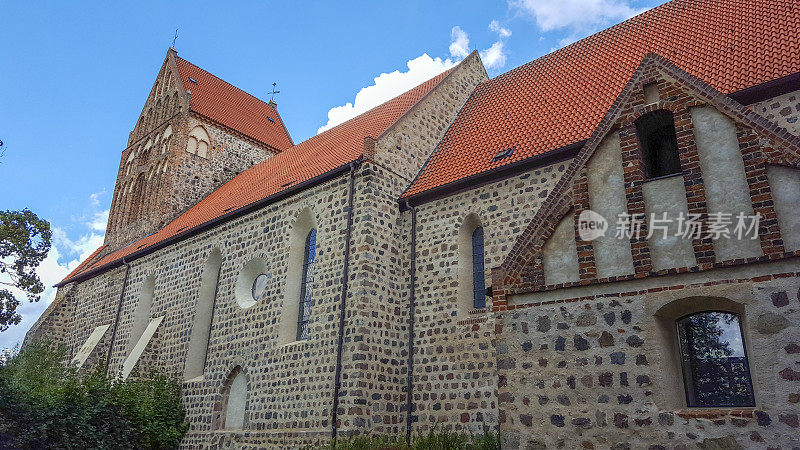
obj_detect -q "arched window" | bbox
[635,110,681,178]
[471,227,486,309]
[221,366,247,430]
[677,311,755,407]
[279,209,317,344]
[127,174,147,223]
[184,248,222,380]
[128,275,155,354]
[161,125,172,154]
[296,229,316,341]
[187,125,211,158]
[457,214,485,314]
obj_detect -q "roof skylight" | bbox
[492,146,514,162]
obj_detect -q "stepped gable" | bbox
[59,67,455,285]
[176,56,293,150]
[402,0,800,199]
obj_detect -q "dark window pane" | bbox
[635,110,682,178]
[677,312,755,407]
[297,229,316,341]
[472,227,485,309]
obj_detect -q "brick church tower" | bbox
[104,48,293,250]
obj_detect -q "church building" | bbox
[26,0,800,447]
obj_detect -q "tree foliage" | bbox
[0,209,51,331]
[0,343,189,449]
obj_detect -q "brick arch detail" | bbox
[492,53,800,309]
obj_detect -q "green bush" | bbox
[0,343,189,449]
[318,425,500,450]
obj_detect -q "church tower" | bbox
[104,48,293,250]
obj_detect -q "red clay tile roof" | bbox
[60,68,455,285]
[63,245,107,281]
[176,57,293,151]
[402,0,800,199]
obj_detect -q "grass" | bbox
[315,425,501,450]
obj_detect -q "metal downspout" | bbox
[405,201,417,441]
[332,161,358,443]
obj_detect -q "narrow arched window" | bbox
[471,227,486,309]
[635,110,681,178]
[184,248,222,380]
[296,229,316,340]
[222,367,247,429]
[677,311,755,407]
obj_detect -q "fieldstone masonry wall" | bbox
[24,51,800,449]
[753,90,800,137]
[411,160,570,433]
[497,264,800,449]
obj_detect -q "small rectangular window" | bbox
[187,76,198,84]
[635,110,682,178]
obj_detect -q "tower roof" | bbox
[175,56,293,150]
[401,0,800,200]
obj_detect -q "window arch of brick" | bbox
[215,365,249,430]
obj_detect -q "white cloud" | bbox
[449,26,471,59]
[88,209,109,232]
[317,20,514,133]
[489,20,512,38]
[481,20,512,71]
[480,41,507,70]
[511,0,647,46]
[88,189,105,207]
[317,54,457,133]
[0,200,108,351]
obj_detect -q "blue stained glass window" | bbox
[297,229,316,341]
[472,227,486,309]
[677,311,755,407]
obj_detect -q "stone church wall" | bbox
[498,261,800,449]
[410,159,571,433]
[752,89,800,137]
[50,174,351,447]
[334,52,488,436]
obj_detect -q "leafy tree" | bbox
[0,209,51,331]
[0,343,189,449]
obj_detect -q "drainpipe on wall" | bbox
[331,160,359,443]
[106,256,131,370]
[405,201,417,442]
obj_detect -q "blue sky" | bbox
[0,0,664,349]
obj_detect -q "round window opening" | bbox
[252,274,268,301]
[235,258,268,309]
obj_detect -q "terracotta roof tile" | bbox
[176,57,293,151]
[61,68,454,284]
[402,0,800,199]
